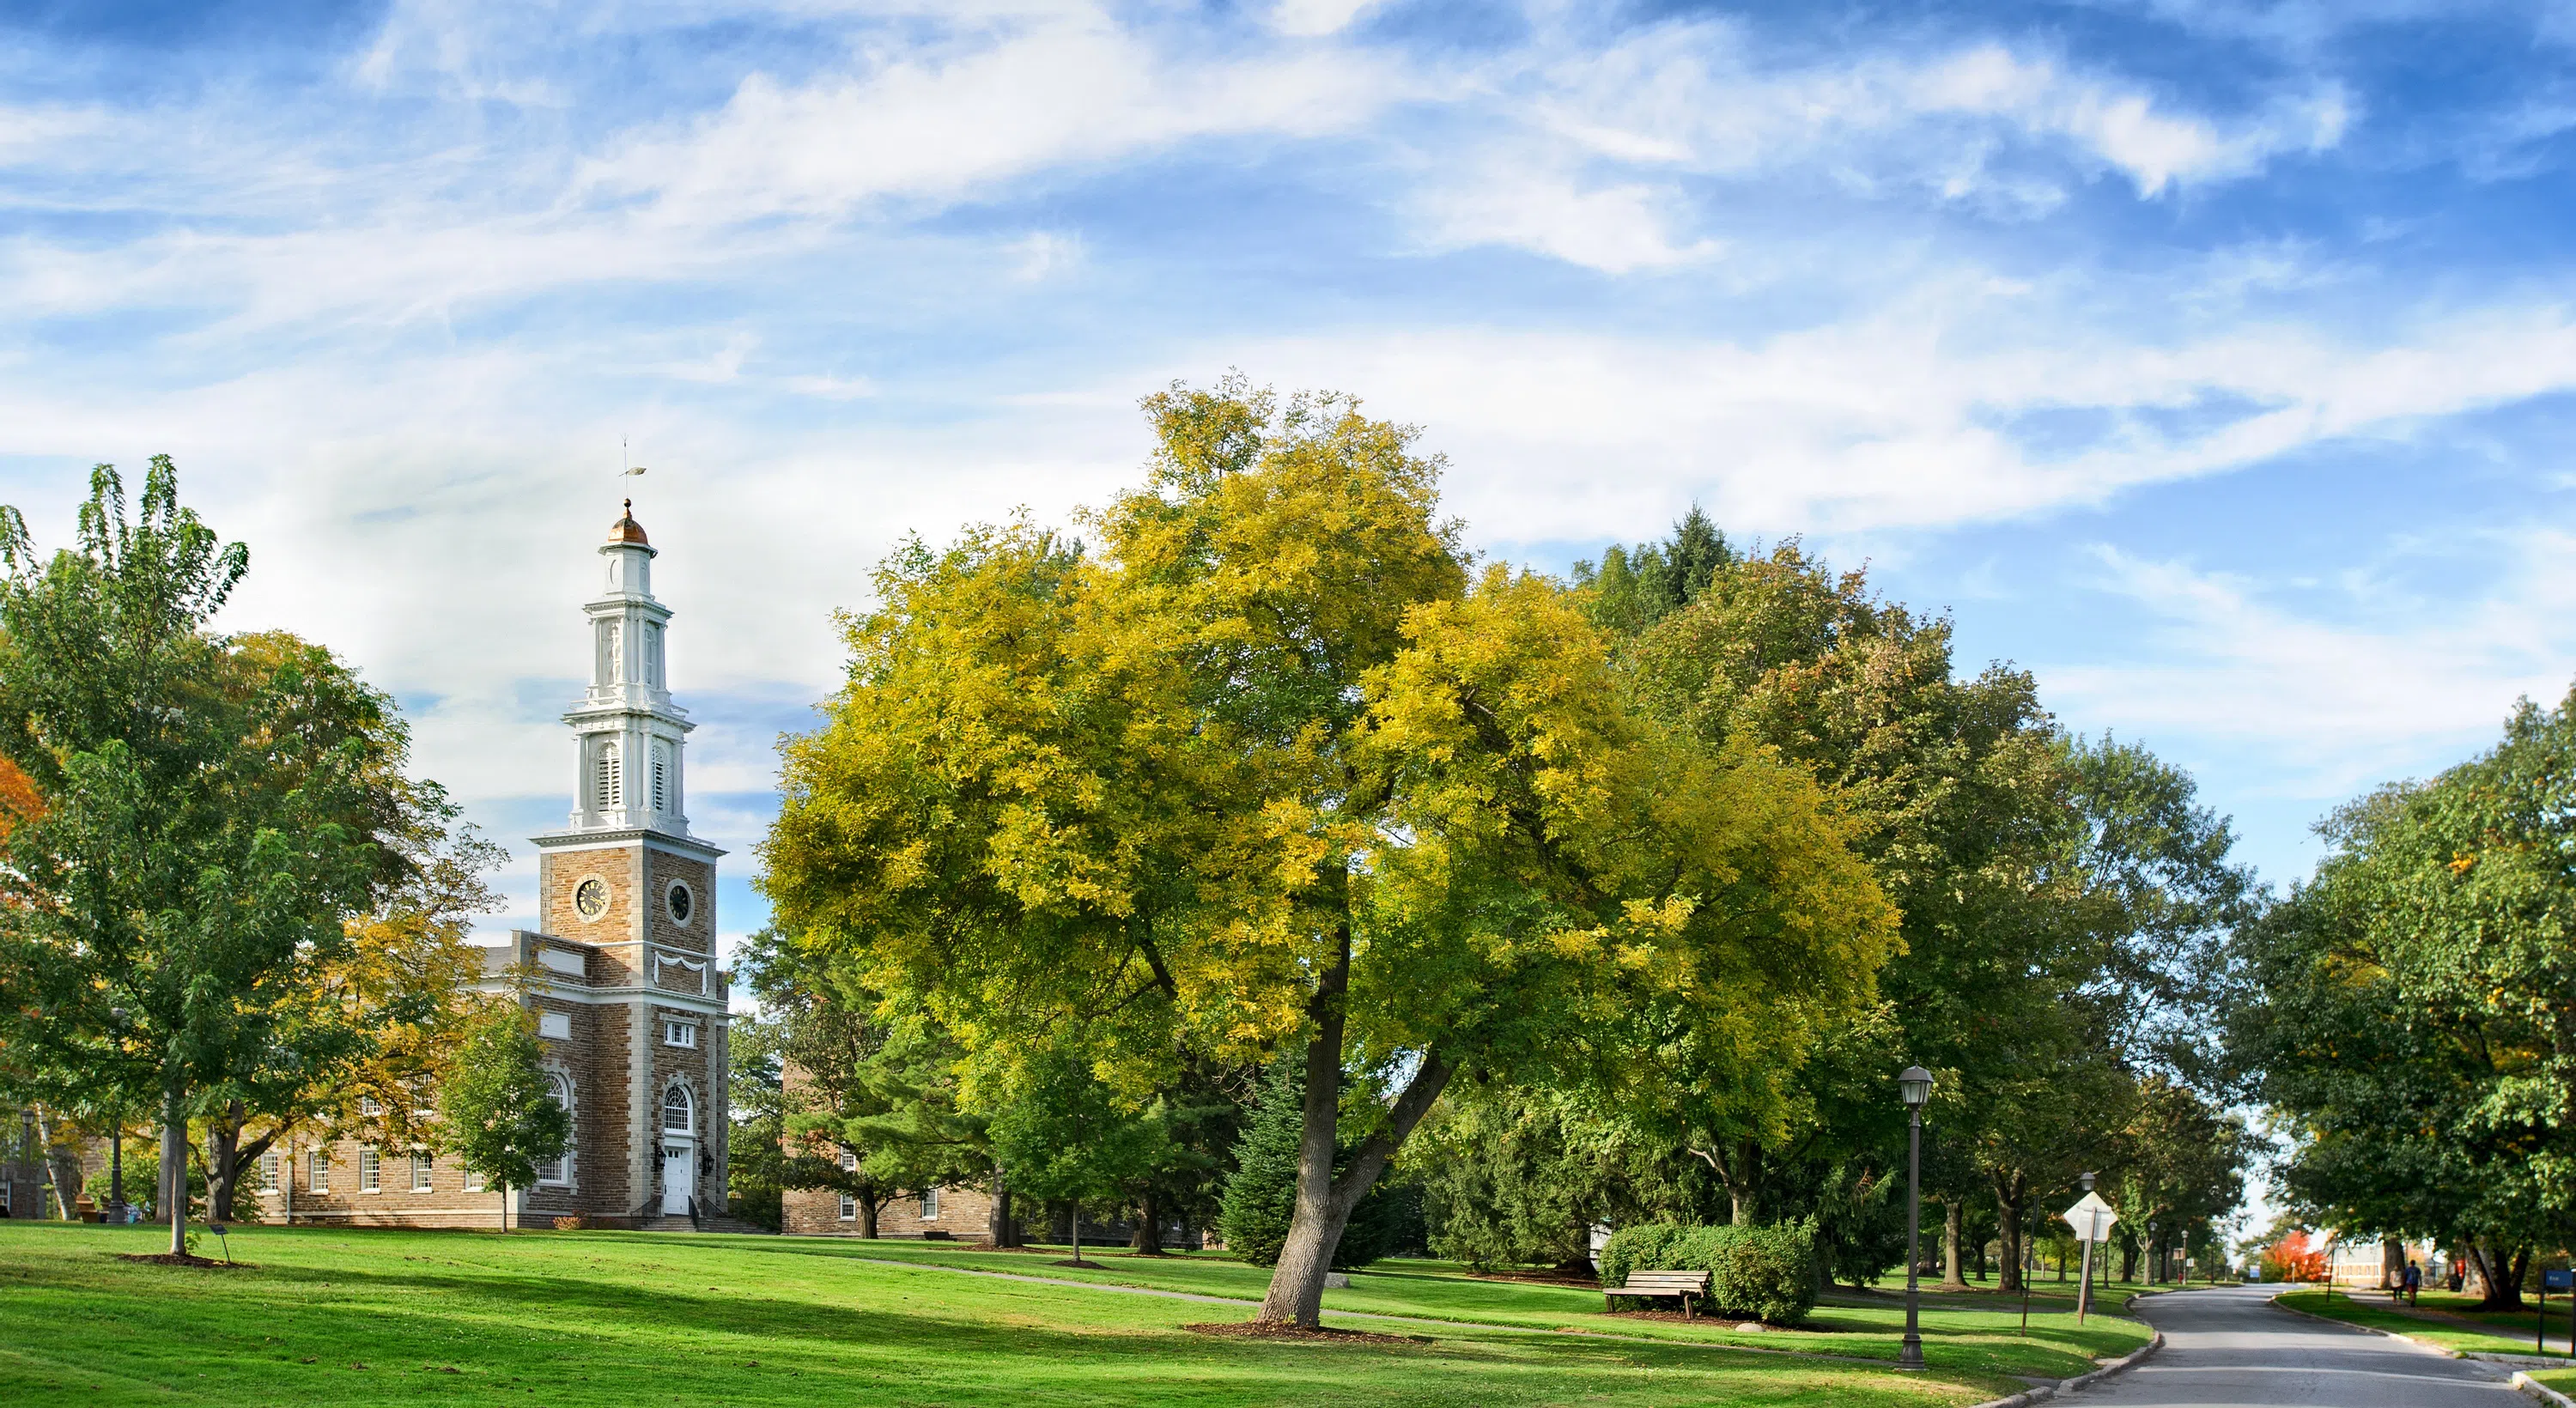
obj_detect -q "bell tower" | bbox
[526,500,729,1227]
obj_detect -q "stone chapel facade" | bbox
[255,503,733,1230]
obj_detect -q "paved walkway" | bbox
[2071,1284,2525,1405]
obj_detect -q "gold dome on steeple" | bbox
[608,498,649,546]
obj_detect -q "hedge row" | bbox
[1596,1220,1819,1325]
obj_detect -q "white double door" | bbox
[661,1139,695,1215]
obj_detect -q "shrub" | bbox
[1598,1220,1820,1325]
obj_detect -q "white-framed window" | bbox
[360,1148,380,1193]
[661,1083,694,1135]
[839,1150,857,1172]
[536,1074,574,1186]
[663,1019,697,1048]
[465,1168,486,1193]
[258,1150,280,1192]
[595,741,622,810]
[646,622,664,689]
[359,1095,381,1117]
[310,1150,331,1193]
[920,1187,939,1220]
[652,743,671,813]
[411,1153,433,1193]
[539,1010,572,1040]
[839,1194,856,1220]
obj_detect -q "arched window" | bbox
[652,743,670,813]
[661,1083,694,1135]
[595,742,621,810]
[537,1074,574,1186]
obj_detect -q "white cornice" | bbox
[528,828,726,859]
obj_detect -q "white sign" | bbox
[2060,1192,2119,1243]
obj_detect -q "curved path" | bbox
[2071,1284,2525,1405]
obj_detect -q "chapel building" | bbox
[252,502,738,1230]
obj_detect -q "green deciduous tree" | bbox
[2236,686,2576,1308]
[762,383,1897,1324]
[0,461,432,1257]
[437,1003,571,1231]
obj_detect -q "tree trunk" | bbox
[1939,1199,1968,1290]
[161,1098,188,1257]
[1255,921,1457,1326]
[2379,1237,2403,1291]
[1132,1186,1164,1255]
[2118,1235,2139,1283]
[989,1168,1018,1247]
[31,1108,78,1220]
[2470,1241,2529,1310]
[1994,1180,2026,1296]
[207,1104,241,1224]
[859,1192,880,1240]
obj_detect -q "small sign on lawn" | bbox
[2060,1192,2118,1243]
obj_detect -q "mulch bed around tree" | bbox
[114,1253,248,1269]
[1054,1259,1109,1270]
[1183,1322,1434,1346]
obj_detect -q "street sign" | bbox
[2546,1270,2573,1291]
[2060,1192,2119,1243]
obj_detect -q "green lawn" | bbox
[0,1223,2150,1405]
[2272,1288,2573,1360]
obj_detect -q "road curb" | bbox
[2514,1372,2576,1407]
[1964,1327,2165,1406]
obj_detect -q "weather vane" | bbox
[620,435,647,502]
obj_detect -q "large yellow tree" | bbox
[762,382,1898,1323]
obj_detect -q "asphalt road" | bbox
[2069,1283,2528,1406]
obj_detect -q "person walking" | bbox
[2403,1259,2421,1306]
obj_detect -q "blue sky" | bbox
[3,0,2574,970]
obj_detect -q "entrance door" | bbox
[662,1142,694,1215]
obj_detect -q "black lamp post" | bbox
[1898,1065,1934,1372]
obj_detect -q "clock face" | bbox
[666,882,693,926]
[574,877,610,922]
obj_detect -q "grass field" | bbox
[2270,1288,2574,1360]
[0,1223,2153,1405]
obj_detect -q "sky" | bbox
[3,0,2574,992]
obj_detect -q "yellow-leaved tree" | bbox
[762,380,1899,1324]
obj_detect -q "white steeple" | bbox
[562,499,694,836]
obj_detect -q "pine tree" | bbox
[1219,1059,1304,1265]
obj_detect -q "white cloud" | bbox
[1270,0,1382,39]
[584,15,1414,219]
[1175,290,2576,543]
[1412,165,1721,273]
[2044,537,2576,797]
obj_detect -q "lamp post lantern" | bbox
[1898,1065,1934,1372]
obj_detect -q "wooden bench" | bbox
[1604,1270,1712,1318]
